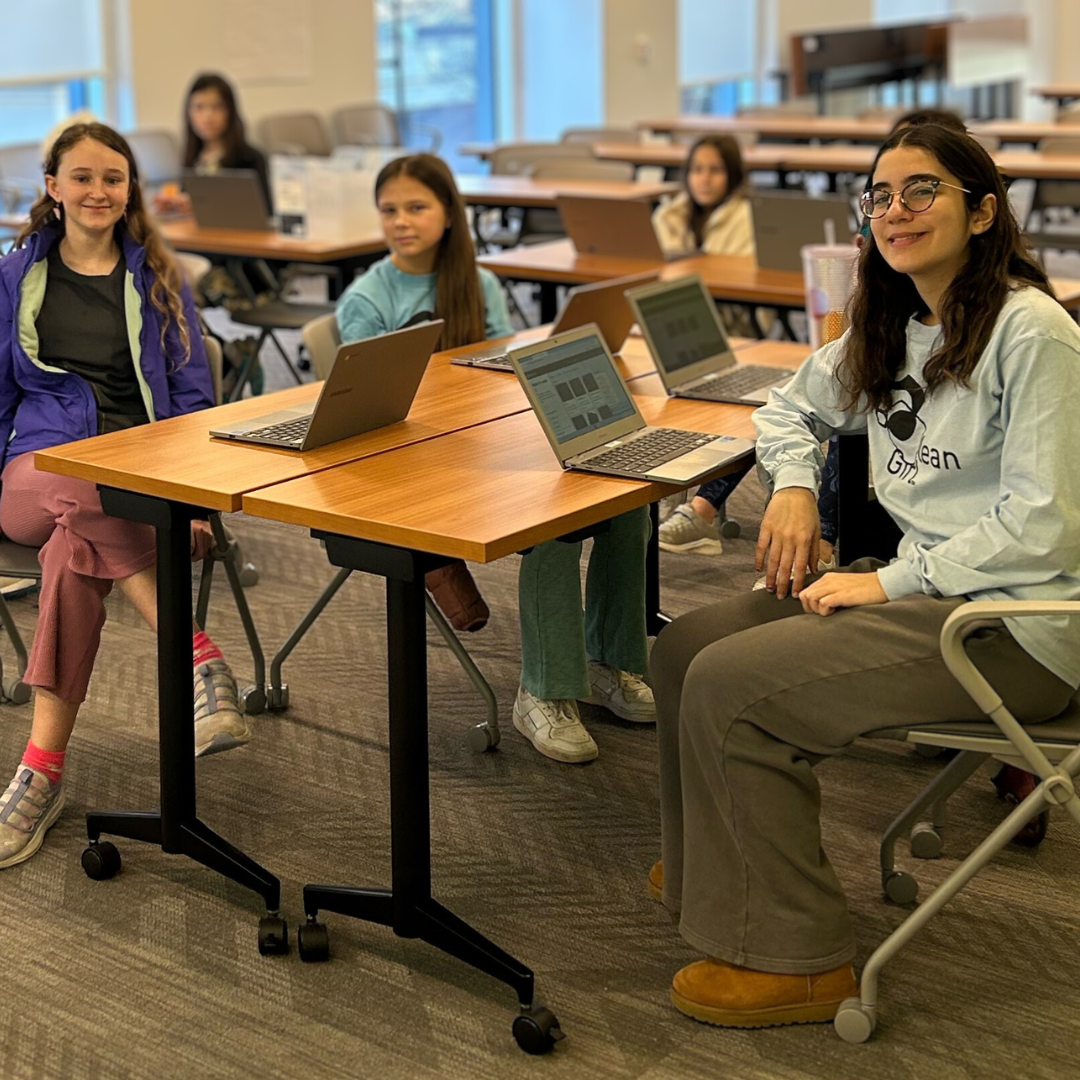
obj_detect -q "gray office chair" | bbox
[331,103,441,153]
[560,127,639,145]
[834,599,1080,1043]
[256,113,333,157]
[530,159,635,182]
[0,337,265,710]
[259,312,501,749]
[124,129,181,186]
[0,142,44,213]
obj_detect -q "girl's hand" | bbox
[798,571,887,616]
[755,487,820,599]
[190,520,215,561]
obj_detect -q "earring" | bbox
[52,199,62,221]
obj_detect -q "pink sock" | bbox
[22,740,66,785]
[193,630,223,667]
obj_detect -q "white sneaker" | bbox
[0,576,36,599]
[512,686,598,763]
[582,661,657,723]
[0,765,65,869]
[658,504,722,555]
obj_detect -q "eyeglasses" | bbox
[859,179,972,219]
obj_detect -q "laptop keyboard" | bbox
[245,416,312,446]
[692,364,791,400]
[586,428,719,474]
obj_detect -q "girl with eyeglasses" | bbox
[648,124,1080,1028]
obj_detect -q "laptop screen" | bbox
[517,332,637,446]
[632,280,729,375]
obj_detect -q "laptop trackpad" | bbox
[646,441,753,483]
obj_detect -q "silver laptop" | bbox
[452,271,659,370]
[556,196,682,261]
[210,320,444,450]
[750,191,856,272]
[508,324,754,485]
[185,170,273,231]
[626,275,798,406]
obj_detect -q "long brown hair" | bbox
[374,154,485,349]
[17,122,191,362]
[684,134,746,248]
[183,73,249,169]
[841,124,1051,413]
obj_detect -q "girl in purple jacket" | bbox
[0,123,249,869]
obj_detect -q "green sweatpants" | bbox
[518,506,650,700]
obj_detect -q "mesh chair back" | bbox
[301,312,342,381]
[332,104,400,148]
[530,159,634,182]
[125,129,181,185]
[560,127,638,145]
[257,113,332,156]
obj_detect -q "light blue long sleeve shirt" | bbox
[752,285,1080,687]
[335,255,513,344]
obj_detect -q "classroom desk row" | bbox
[34,331,805,1052]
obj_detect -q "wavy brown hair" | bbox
[841,124,1051,413]
[684,134,746,248]
[183,73,249,169]
[375,154,486,350]
[17,122,191,363]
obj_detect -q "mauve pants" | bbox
[0,452,156,704]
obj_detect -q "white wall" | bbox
[603,0,679,125]
[123,0,376,135]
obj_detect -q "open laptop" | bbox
[452,271,659,370]
[749,191,856,272]
[625,275,799,406]
[210,320,443,450]
[507,324,754,485]
[185,170,273,231]
[556,196,681,261]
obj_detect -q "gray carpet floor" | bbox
[1,472,1078,1080]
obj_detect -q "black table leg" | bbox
[646,501,672,637]
[537,281,559,323]
[300,535,562,1053]
[82,488,285,953]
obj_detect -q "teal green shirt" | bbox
[335,255,513,344]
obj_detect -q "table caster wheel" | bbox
[512,1006,564,1055]
[82,841,121,880]
[466,722,500,753]
[834,997,876,1043]
[240,686,266,715]
[882,869,918,904]
[298,920,330,962]
[2,677,30,705]
[238,563,259,588]
[719,519,741,539]
[258,914,289,955]
[910,821,943,859]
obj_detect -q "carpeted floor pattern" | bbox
[1,471,1078,1080]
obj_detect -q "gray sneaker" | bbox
[512,686,598,763]
[0,765,65,869]
[658,490,689,523]
[582,661,657,723]
[658,504,722,555]
[194,658,251,757]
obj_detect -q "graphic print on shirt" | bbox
[876,375,927,483]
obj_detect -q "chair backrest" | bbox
[968,132,1001,153]
[488,142,590,176]
[737,99,817,118]
[1037,136,1080,154]
[332,103,400,148]
[0,141,44,190]
[256,112,332,157]
[672,129,758,149]
[560,127,638,145]
[530,158,635,182]
[857,106,906,122]
[202,335,224,406]
[125,129,181,185]
[301,312,342,381]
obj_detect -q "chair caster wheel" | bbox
[298,356,312,372]
[466,722,500,753]
[910,821,943,859]
[241,686,266,715]
[834,997,876,1043]
[2,678,30,705]
[512,1006,564,1055]
[915,742,946,759]
[258,914,289,955]
[719,520,741,539]
[298,920,330,962]
[238,563,259,588]
[882,869,918,904]
[267,685,290,710]
[82,841,121,880]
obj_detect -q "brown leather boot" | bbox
[425,561,489,633]
[648,860,663,901]
[671,958,857,1028]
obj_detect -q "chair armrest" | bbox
[940,600,1080,714]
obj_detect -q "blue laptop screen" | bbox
[634,281,729,374]
[518,333,636,445]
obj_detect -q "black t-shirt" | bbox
[36,246,150,434]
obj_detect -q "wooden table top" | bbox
[158,218,387,262]
[455,174,678,207]
[1030,86,1080,102]
[478,239,806,306]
